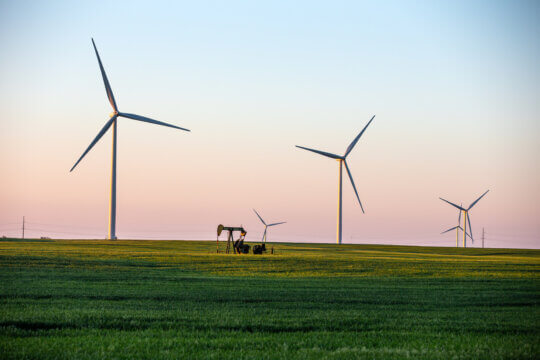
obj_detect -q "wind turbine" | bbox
[439,190,489,248]
[295,115,375,244]
[70,39,190,240]
[253,209,286,243]
[441,205,473,247]
[440,203,471,247]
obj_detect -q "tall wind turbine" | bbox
[295,115,375,244]
[70,39,190,240]
[439,190,489,248]
[253,209,286,243]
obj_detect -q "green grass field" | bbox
[1,239,539,359]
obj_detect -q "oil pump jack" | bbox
[216,224,267,254]
[216,224,249,254]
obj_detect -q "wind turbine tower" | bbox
[70,39,190,239]
[296,115,375,244]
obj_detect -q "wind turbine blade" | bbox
[468,190,489,210]
[441,225,473,240]
[295,145,342,160]
[439,197,465,211]
[441,226,459,234]
[118,112,190,131]
[344,115,375,158]
[70,116,115,172]
[91,38,117,112]
[268,222,286,226]
[261,227,266,243]
[467,215,474,242]
[344,160,364,213]
[458,209,462,224]
[253,209,266,226]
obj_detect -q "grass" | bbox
[0,239,539,359]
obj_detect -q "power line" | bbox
[22,227,104,236]
[25,221,104,231]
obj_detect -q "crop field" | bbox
[0,239,539,359]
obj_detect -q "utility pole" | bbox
[22,216,25,239]
[482,227,485,248]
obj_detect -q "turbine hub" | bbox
[110,111,118,118]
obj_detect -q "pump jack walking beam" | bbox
[216,224,247,254]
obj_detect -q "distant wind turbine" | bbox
[70,38,190,240]
[295,115,375,244]
[253,209,286,243]
[439,190,489,248]
[441,207,474,247]
[440,204,472,247]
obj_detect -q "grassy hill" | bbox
[1,239,539,359]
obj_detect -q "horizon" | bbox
[1,1,539,249]
[2,237,538,251]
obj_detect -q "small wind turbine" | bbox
[441,210,473,247]
[441,226,473,248]
[70,39,190,240]
[253,209,286,243]
[295,115,375,244]
[440,203,471,247]
[439,190,489,248]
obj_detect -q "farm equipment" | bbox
[216,224,267,255]
[252,243,266,254]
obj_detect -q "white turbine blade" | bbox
[441,226,459,234]
[457,226,473,240]
[261,227,267,243]
[458,208,462,224]
[91,38,117,112]
[468,190,489,210]
[295,145,342,160]
[344,160,364,213]
[118,112,190,131]
[440,225,473,241]
[268,222,286,227]
[441,226,473,240]
[253,209,266,226]
[70,116,116,172]
[439,197,465,211]
[467,215,474,242]
[344,115,375,158]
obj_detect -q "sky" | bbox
[0,0,539,248]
